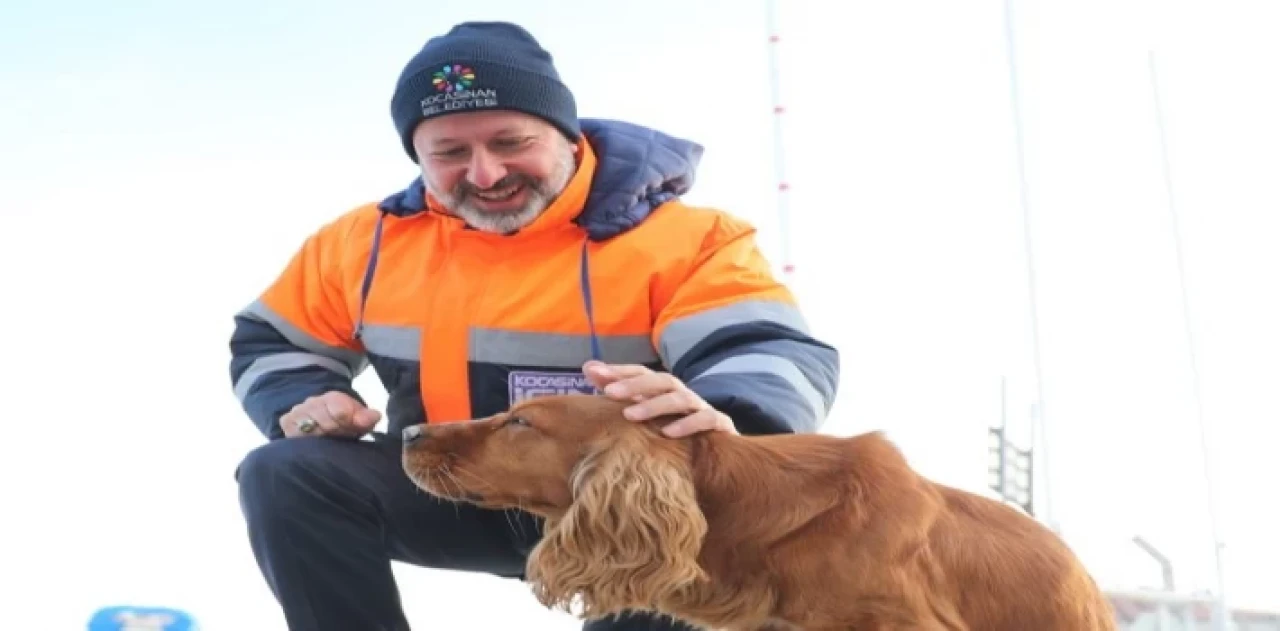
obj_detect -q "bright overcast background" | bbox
[2,0,1276,628]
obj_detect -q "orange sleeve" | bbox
[228,211,372,439]
[652,211,839,435]
[258,216,364,350]
[652,212,796,330]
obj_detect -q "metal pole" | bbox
[764,0,794,278]
[1000,376,1007,434]
[1146,49,1228,631]
[1002,0,1058,534]
[1132,535,1176,591]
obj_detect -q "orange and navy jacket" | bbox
[229,118,839,439]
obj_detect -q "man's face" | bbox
[412,110,578,234]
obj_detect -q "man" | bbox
[229,20,839,631]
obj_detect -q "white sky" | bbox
[2,0,1276,628]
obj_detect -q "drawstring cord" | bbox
[354,214,602,363]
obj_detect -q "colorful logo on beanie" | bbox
[420,64,498,116]
[433,64,476,93]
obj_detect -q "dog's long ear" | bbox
[526,432,708,619]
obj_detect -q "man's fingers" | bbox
[280,392,377,438]
[603,371,680,401]
[321,397,363,434]
[582,363,735,439]
[623,389,703,421]
[583,361,652,389]
[660,409,737,438]
[659,415,699,439]
[317,391,382,435]
[581,360,617,388]
[282,404,340,437]
[351,408,383,430]
[658,409,719,438]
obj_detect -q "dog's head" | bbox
[401,394,708,617]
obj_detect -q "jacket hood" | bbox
[376,117,705,240]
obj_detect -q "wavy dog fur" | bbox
[528,428,708,619]
[402,394,1116,631]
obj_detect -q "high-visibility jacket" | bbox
[229,118,839,439]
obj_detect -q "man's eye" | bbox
[493,137,531,151]
[433,147,466,158]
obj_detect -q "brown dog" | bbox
[402,394,1115,631]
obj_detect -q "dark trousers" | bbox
[236,434,698,631]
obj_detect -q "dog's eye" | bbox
[506,416,530,428]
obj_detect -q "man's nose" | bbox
[466,151,507,190]
[402,425,425,445]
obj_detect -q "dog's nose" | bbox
[402,425,424,445]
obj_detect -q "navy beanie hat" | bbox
[390,21,580,162]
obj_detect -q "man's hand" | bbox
[279,391,382,439]
[582,360,737,438]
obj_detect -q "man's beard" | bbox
[428,147,576,235]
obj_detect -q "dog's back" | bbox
[822,430,1116,630]
[922,480,1116,630]
[721,430,1116,630]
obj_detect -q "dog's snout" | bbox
[402,424,425,445]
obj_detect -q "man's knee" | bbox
[236,437,381,522]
